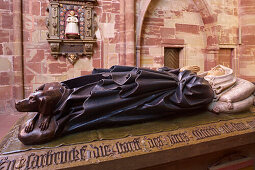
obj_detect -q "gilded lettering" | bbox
[25,153,35,169]
[0,157,16,170]
[80,146,87,160]
[91,145,100,158]
[147,136,164,149]
[68,147,80,162]
[167,132,190,145]
[39,153,47,168]
[247,120,255,128]
[192,126,221,140]
[116,138,141,154]
[220,123,236,133]
[45,150,53,166]
[30,155,40,169]
[231,122,249,131]
[192,130,204,140]
[59,151,68,164]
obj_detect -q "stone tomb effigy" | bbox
[1,108,255,170]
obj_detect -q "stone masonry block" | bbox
[0,72,11,85]
[27,49,44,62]
[0,30,9,43]
[13,85,23,99]
[240,0,255,6]
[25,62,42,74]
[0,86,12,100]
[93,58,101,68]
[149,47,162,56]
[2,13,13,29]
[160,28,175,38]
[103,23,115,38]
[32,1,41,16]
[144,17,164,26]
[176,24,200,34]
[48,62,68,74]
[0,0,9,10]
[242,35,255,45]
[0,57,11,72]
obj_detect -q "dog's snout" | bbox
[15,100,22,110]
[15,97,40,112]
[15,100,22,105]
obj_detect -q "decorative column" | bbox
[135,0,152,67]
[125,0,135,66]
[13,0,24,99]
[119,0,126,65]
[119,0,135,66]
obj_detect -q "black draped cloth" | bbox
[54,66,214,136]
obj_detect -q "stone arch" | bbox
[136,0,152,66]
[136,0,218,69]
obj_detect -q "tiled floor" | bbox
[0,113,25,140]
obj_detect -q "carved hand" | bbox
[180,65,200,73]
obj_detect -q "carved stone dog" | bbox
[15,82,63,144]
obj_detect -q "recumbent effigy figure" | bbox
[15,65,255,145]
[200,65,255,114]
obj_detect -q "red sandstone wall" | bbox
[138,0,240,72]
[139,0,207,70]
[238,0,255,81]
[0,0,135,112]
[0,0,23,113]
[22,0,135,96]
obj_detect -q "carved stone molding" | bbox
[46,0,97,64]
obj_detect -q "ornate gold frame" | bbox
[46,0,97,64]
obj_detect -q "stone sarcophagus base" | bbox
[1,108,255,170]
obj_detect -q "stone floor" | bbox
[0,113,25,140]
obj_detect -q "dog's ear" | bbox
[35,84,45,92]
[37,88,62,115]
[38,96,54,115]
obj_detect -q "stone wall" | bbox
[138,0,255,82]
[22,0,135,96]
[138,0,240,72]
[139,0,207,70]
[239,0,255,81]
[0,0,23,113]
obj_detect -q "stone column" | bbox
[125,0,135,66]
[13,0,24,100]
[135,0,152,67]
[119,0,126,65]
[237,0,255,81]
[119,0,135,66]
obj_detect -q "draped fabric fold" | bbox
[55,66,214,135]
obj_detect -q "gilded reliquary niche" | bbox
[46,0,97,64]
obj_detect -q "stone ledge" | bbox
[1,115,255,170]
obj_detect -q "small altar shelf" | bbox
[1,108,255,170]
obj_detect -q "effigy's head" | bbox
[69,10,75,16]
[207,65,226,76]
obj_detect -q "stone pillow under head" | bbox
[219,78,255,103]
[208,78,255,114]
[208,95,254,114]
